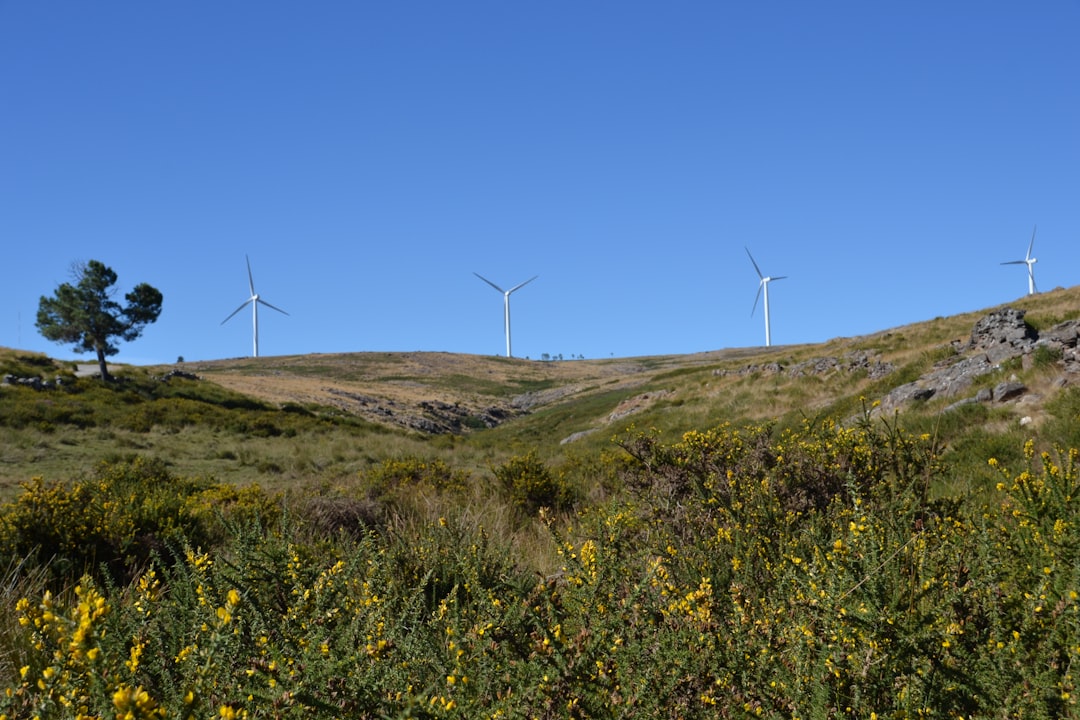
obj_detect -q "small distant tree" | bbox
[36,260,163,382]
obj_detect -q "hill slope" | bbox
[2,286,1078,498]
[183,285,1080,440]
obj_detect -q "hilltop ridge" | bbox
[162,286,1080,436]
[2,285,1078,496]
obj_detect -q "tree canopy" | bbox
[36,260,163,381]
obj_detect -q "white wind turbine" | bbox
[1000,225,1039,296]
[474,272,537,358]
[221,255,289,358]
[746,247,787,348]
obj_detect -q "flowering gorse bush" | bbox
[2,418,1079,718]
[493,451,577,515]
[0,457,280,586]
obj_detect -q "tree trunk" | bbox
[95,346,111,382]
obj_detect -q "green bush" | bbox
[493,451,576,514]
[363,456,472,496]
[3,418,1080,718]
[0,457,279,587]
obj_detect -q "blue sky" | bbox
[2,2,1078,364]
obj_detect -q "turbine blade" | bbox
[745,247,764,279]
[1027,225,1037,260]
[473,272,505,293]
[751,282,763,317]
[772,275,788,282]
[221,299,253,324]
[508,275,538,294]
[257,298,290,316]
[246,255,256,296]
[1001,260,1025,266]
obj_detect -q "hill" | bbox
[2,285,1079,500]
[3,287,1080,719]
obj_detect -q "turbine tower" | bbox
[221,255,289,358]
[1001,225,1038,296]
[746,247,787,348]
[474,272,537,358]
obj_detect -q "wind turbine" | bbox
[1000,225,1038,296]
[746,247,787,348]
[474,272,537,358]
[221,254,289,358]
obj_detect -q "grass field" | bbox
[1,286,1079,717]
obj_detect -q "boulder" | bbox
[992,381,1027,403]
[967,307,1037,363]
[1041,320,1080,348]
[877,308,1040,412]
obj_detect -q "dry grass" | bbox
[2,284,1078,500]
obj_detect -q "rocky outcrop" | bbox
[878,307,1080,413]
[717,350,895,380]
[1042,320,1080,375]
[157,369,200,382]
[324,387,519,435]
[961,306,1039,362]
[1,374,61,390]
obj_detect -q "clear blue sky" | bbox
[2,2,1078,364]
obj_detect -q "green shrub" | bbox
[1045,387,1080,450]
[0,354,60,379]
[3,414,1080,718]
[362,456,471,495]
[0,457,278,586]
[493,451,575,514]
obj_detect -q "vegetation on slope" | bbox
[1,416,1079,717]
[0,287,1078,717]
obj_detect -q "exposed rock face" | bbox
[157,369,200,382]
[1042,320,1080,348]
[992,381,1027,403]
[718,350,895,380]
[964,307,1039,363]
[878,307,1080,413]
[1043,320,1080,375]
[324,386,518,435]
[2,374,57,390]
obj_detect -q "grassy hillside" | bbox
[2,287,1080,718]
[2,285,1078,502]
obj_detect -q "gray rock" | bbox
[880,382,936,412]
[1042,320,1080,348]
[968,307,1038,357]
[877,308,1040,412]
[992,381,1027,403]
[943,397,978,413]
